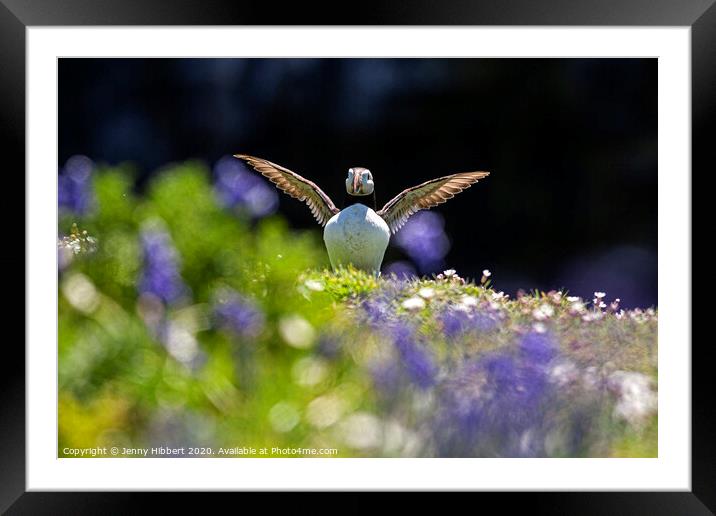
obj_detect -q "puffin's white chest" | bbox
[323,204,390,273]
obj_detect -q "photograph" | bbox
[57,57,658,459]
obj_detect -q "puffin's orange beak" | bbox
[353,172,361,194]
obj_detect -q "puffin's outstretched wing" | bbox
[234,154,340,226]
[377,171,490,234]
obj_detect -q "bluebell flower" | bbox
[393,211,450,273]
[370,359,402,394]
[519,331,558,365]
[482,347,553,434]
[361,296,393,326]
[58,155,94,215]
[360,284,405,326]
[214,155,279,218]
[367,321,437,395]
[440,309,467,338]
[437,361,485,446]
[435,335,558,457]
[440,306,498,338]
[138,226,187,304]
[390,322,437,389]
[360,278,407,330]
[213,290,265,338]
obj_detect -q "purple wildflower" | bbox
[520,332,558,365]
[138,226,187,304]
[439,306,498,338]
[214,155,279,218]
[487,355,546,436]
[370,359,402,394]
[368,321,437,395]
[361,296,393,326]
[435,335,558,457]
[58,155,94,215]
[360,282,406,326]
[438,361,486,444]
[440,309,466,338]
[393,211,450,274]
[391,322,437,389]
[213,290,265,338]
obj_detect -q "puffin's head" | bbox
[346,167,374,196]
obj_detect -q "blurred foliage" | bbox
[58,160,657,458]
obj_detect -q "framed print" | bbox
[3,0,712,512]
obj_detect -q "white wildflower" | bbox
[539,303,554,317]
[569,301,585,314]
[608,371,657,425]
[402,296,426,311]
[532,303,554,320]
[460,295,478,308]
[550,360,579,387]
[418,287,435,299]
[582,312,603,322]
[532,322,547,334]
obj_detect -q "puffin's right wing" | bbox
[234,154,340,226]
[377,171,490,234]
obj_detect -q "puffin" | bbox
[234,154,489,274]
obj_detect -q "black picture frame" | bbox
[2,0,711,512]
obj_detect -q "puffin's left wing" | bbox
[377,171,490,234]
[234,154,340,226]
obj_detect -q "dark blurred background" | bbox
[59,58,657,308]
